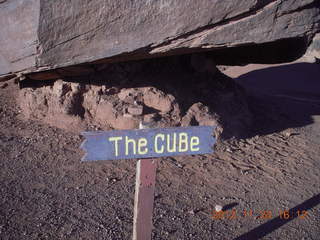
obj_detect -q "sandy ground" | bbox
[0,62,319,240]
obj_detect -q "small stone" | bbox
[52,80,71,97]
[70,82,81,93]
[139,121,156,129]
[109,178,118,183]
[181,102,218,127]
[215,205,223,212]
[176,163,183,168]
[226,147,233,153]
[105,87,119,95]
[142,87,175,113]
[118,88,135,101]
[143,113,158,123]
[285,131,299,137]
[123,113,133,118]
[188,210,195,215]
[127,105,143,115]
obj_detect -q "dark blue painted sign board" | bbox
[81,126,216,161]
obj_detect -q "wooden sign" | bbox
[81,126,216,161]
[81,125,216,240]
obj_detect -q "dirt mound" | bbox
[18,56,252,139]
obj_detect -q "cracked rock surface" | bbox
[0,0,319,78]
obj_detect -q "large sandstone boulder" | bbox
[0,0,319,80]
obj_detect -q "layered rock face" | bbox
[0,0,319,79]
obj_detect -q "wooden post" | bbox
[133,159,157,240]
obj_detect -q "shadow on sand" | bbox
[236,62,320,138]
[234,194,320,240]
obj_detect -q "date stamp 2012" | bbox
[212,209,308,220]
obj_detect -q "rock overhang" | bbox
[0,0,319,81]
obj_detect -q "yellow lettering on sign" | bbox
[138,138,148,155]
[167,133,177,153]
[178,133,188,152]
[154,134,165,153]
[190,136,200,151]
[108,136,123,157]
[125,136,136,155]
